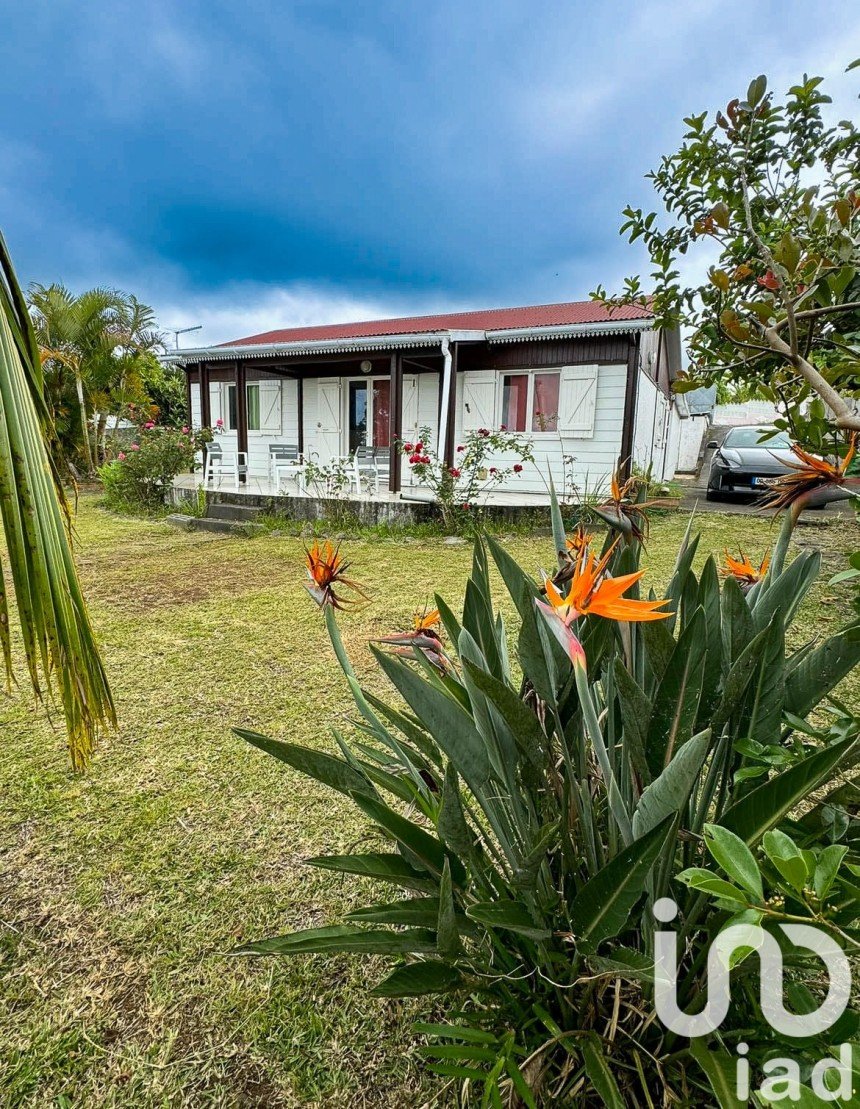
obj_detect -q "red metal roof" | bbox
[222,299,652,347]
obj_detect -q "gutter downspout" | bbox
[437,336,452,461]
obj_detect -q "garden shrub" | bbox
[403,425,534,533]
[99,422,210,512]
[234,467,859,1105]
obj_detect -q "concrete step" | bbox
[206,502,262,522]
[165,513,265,536]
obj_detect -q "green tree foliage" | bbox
[28,282,164,474]
[595,64,860,450]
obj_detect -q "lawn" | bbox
[1,499,857,1107]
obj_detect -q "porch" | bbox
[169,469,561,527]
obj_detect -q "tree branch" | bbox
[764,325,860,431]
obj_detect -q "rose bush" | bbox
[99,422,210,512]
[404,426,534,532]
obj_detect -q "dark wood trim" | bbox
[388,351,403,493]
[618,335,640,480]
[198,362,212,471]
[235,359,248,482]
[442,342,458,469]
[184,368,192,428]
[296,376,304,455]
[180,347,440,374]
[199,362,211,427]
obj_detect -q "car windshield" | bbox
[723,427,791,449]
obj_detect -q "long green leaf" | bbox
[306,853,436,891]
[580,1033,625,1109]
[784,624,860,717]
[232,924,437,956]
[0,232,114,768]
[372,646,492,796]
[719,736,858,844]
[632,730,710,839]
[466,900,551,940]
[568,816,675,951]
[372,961,464,997]
[645,608,707,774]
[351,792,467,885]
[688,1039,744,1108]
[234,728,376,797]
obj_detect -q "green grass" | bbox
[1,498,857,1107]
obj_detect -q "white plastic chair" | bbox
[352,446,390,495]
[268,443,306,495]
[203,441,246,490]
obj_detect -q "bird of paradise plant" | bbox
[593,468,652,542]
[0,231,114,769]
[304,540,367,609]
[762,434,859,519]
[236,484,860,1108]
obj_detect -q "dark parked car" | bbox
[706,426,795,500]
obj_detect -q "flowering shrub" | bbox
[403,425,534,532]
[99,422,210,512]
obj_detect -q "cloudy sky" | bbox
[2,2,858,345]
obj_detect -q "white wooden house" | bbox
[167,300,684,498]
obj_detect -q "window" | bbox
[226,384,238,430]
[246,383,260,431]
[500,371,560,433]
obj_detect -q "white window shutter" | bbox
[402,375,419,438]
[462,371,497,432]
[209,383,223,428]
[259,381,282,432]
[558,365,598,438]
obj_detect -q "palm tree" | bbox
[29,283,126,474]
[0,233,114,768]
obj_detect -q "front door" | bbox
[316,378,342,462]
[346,377,391,452]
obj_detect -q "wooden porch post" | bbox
[235,358,248,483]
[388,350,403,493]
[296,375,304,456]
[618,333,641,480]
[443,341,458,469]
[199,362,211,427]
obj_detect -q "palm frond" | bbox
[0,231,115,769]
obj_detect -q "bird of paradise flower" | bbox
[721,549,770,591]
[304,540,368,609]
[538,539,672,666]
[761,435,858,519]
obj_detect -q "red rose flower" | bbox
[448,467,461,478]
[419,454,431,464]
[415,441,424,452]
[408,453,422,464]
[477,428,489,437]
[489,467,498,475]
[456,445,465,452]
[513,464,523,473]
[500,424,507,431]
[403,442,414,453]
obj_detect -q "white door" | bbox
[316,379,342,461]
[401,374,419,483]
